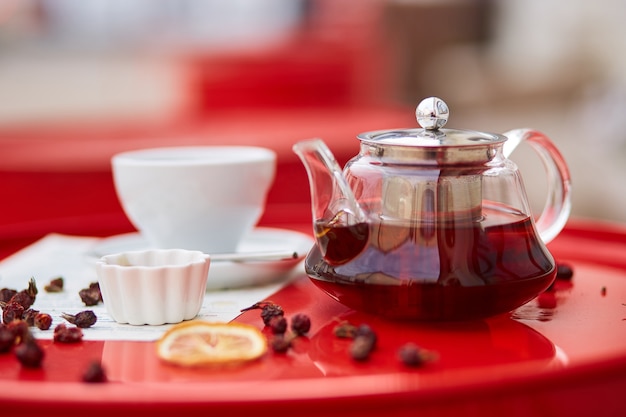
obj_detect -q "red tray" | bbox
[1,219,625,416]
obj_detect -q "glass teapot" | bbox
[293,97,571,321]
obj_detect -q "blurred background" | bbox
[0,0,625,254]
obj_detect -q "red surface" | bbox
[0,219,625,416]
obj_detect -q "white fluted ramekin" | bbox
[95,249,210,325]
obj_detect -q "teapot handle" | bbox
[502,129,572,244]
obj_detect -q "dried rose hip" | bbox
[349,325,377,361]
[268,316,287,334]
[44,277,64,293]
[7,320,29,343]
[355,324,377,343]
[270,335,291,353]
[260,305,284,326]
[61,310,97,328]
[556,263,574,280]
[241,301,285,326]
[333,321,358,338]
[397,343,437,367]
[53,324,83,343]
[0,288,17,303]
[0,324,14,353]
[82,361,108,383]
[9,277,38,309]
[350,335,376,361]
[22,308,39,326]
[15,337,44,368]
[79,282,102,306]
[34,313,53,330]
[1,301,25,324]
[13,327,45,368]
[290,313,311,335]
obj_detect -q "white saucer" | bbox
[91,227,314,290]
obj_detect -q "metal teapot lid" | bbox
[357,97,507,165]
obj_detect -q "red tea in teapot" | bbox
[306,206,556,321]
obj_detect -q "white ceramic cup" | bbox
[111,146,276,254]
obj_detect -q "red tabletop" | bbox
[0,218,625,416]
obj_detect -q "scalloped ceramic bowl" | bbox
[95,249,210,325]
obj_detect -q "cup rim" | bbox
[111,146,276,167]
[97,249,208,269]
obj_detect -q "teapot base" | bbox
[304,210,558,321]
[307,272,555,321]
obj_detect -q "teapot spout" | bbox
[293,139,366,226]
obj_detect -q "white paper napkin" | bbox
[0,234,292,341]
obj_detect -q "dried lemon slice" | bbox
[156,321,267,366]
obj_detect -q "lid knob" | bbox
[416,97,449,130]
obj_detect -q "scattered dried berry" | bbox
[61,310,97,328]
[556,263,574,280]
[1,301,25,324]
[14,335,44,368]
[79,282,102,306]
[397,343,437,367]
[34,313,53,330]
[601,286,607,296]
[268,316,288,334]
[350,334,376,361]
[260,304,284,326]
[0,288,17,303]
[349,324,377,361]
[241,301,285,326]
[355,324,377,343]
[0,324,14,353]
[22,308,39,326]
[82,361,108,383]
[7,320,29,343]
[9,277,38,309]
[332,321,378,361]
[290,313,311,336]
[333,321,358,338]
[53,324,83,343]
[270,335,291,353]
[242,302,315,354]
[44,277,64,293]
